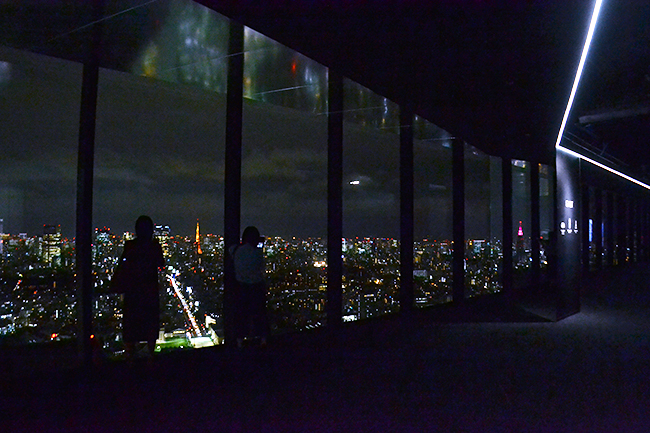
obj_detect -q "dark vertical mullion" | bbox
[327,71,343,327]
[639,197,648,262]
[75,2,102,367]
[631,197,636,263]
[399,106,414,314]
[223,21,244,346]
[581,183,590,274]
[606,191,614,266]
[618,195,626,264]
[501,158,513,302]
[452,138,465,302]
[640,198,644,262]
[531,163,541,285]
[639,198,648,262]
[594,188,603,269]
[641,199,650,262]
[633,196,638,262]
[624,195,630,263]
[639,198,644,262]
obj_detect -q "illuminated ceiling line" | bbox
[555,0,650,191]
[316,106,385,116]
[557,145,650,190]
[252,85,313,97]
[555,0,604,150]
[159,48,271,75]
[49,0,159,42]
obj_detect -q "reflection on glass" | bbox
[242,29,328,334]
[0,47,81,346]
[465,144,502,298]
[512,159,531,288]
[129,0,230,93]
[343,79,400,320]
[413,116,453,307]
[244,28,327,114]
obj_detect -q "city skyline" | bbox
[1,226,505,350]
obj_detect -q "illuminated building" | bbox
[514,221,527,267]
[155,225,172,257]
[95,227,111,244]
[41,224,62,266]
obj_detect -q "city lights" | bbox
[1,225,511,348]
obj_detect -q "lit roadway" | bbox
[166,273,201,337]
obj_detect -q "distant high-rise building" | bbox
[154,224,171,257]
[95,227,111,244]
[93,227,112,258]
[42,224,62,266]
[0,218,3,255]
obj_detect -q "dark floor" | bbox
[3,264,650,432]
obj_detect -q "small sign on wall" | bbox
[559,218,578,236]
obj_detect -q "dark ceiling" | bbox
[203,0,650,169]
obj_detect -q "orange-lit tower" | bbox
[196,219,202,255]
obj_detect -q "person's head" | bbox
[242,226,261,246]
[135,215,154,240]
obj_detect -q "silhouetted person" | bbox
[229,226,269,348]
[118,215,164,360]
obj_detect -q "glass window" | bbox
[413,116,453,307]
[342,79,400,321]
[93,1,230,357]
[599,191,611,268]
[625,199,633,263]
[613,194,620,265]
[242,28,328,334]
[588,186,597,270]
[539,164,554,272]
[632,199,639,263]
[0,46,81,346]
[512,159,531,288]
[465,144,502,298]
[99,0,230,90]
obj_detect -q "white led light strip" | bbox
[555,0,650,190]
[555,0,604,149]
[556,146,650,190]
